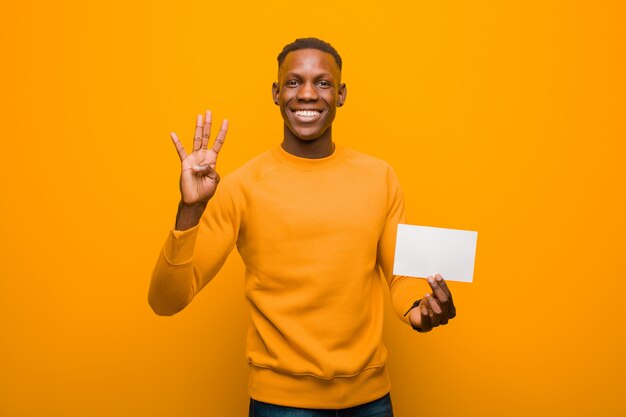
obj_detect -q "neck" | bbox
[281,126,335,159]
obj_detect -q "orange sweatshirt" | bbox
[149,144,424,409]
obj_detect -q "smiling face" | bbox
[272,48,346,142]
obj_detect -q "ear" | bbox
[337,83,347,107]
[272,82,280,105]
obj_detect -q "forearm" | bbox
[150,193,239,316]
[148,251,197,316]
[175,200,208,231]
[148,227,202,316]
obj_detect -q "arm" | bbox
[377,165,457,332]
[148,179,242,315]
[377,165,426,327]
[148,110,238,316]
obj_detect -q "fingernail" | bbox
[427,276,434,284]
[436,275,442,282]
[196,114,203,126]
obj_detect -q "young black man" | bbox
[149,37,457,417]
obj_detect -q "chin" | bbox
[295,132,323,141]
[288,125,330,141]
[283,111,333,141]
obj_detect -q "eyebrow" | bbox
[282,72,335,79]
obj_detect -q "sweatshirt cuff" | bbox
[162,225,200,265]
[390,275,425,326]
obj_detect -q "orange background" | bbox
[1,1,624,416]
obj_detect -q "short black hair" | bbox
[277,37,342,71]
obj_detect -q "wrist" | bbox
[175,200,208,231]
[179,199,209,210]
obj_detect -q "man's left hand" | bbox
[409,274,457,332]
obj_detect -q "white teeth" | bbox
[295,110,321,117]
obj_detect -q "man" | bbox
[149,37,456,416]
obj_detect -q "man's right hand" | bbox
[170,110,228,230]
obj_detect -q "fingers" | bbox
[435,274,457,319]
[434,274,454,301]
[212,119,228,155]
[431,274,456,320]
[172,110,227,167]
[170,132,188,161]
[423,293,444,327]
[206,166,220,184]
[193,114,203,152]
[428,276,449,305]
[190,163,221,184]
[423,274,458,328]
[201,110,212,149]
[419,303,432,332]
[409,300,432,332]
[427,275,450,323]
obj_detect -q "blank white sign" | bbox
[393,224,478,283]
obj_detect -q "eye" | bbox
[317,80,331,88]
[286,80,299,87]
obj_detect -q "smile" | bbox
[293,109,323,121]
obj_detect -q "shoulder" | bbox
[220,149,280,188]
[340,146,397,178]
[340,147,404,198]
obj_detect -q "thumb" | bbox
[192,163,210,172]
[409,300,431,332]
[193,163,220,184]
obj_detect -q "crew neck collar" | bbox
[271,143,344,170]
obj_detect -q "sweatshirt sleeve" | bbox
[148,175,244,316]
[377,165,425,327]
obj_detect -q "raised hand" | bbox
[171,110,229,206]
[409,274,457,332]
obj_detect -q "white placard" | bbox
[393,224,478,282]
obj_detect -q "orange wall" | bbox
[1,1,624,416]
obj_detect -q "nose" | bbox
[297,81,318,101]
